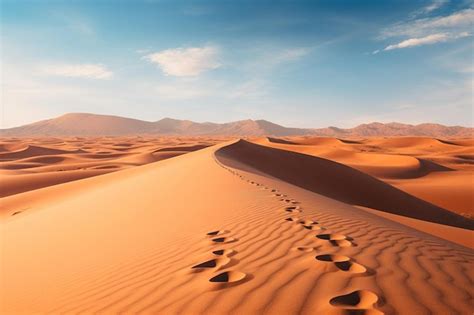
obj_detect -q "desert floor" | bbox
[1,136,473,314]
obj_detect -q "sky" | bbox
[1,0,473,128]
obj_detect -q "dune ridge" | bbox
[0,137,228,197]
[260,136,474,217]
[216,140,473,229]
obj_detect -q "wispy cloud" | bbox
[411,0,449,17]
[382,32,470,51]
[374,7,473,53]
[423,0,449,13]
[380,8,474,39]
[144,46,221,76]
[40,63,113,79]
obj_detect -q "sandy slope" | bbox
[259,136,474,218]
[1,140,473,314]
[0,137,227,197]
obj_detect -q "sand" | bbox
[0,136,228,197]
[259,136,474,218]
[1,137,473,314]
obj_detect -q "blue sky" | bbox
[1,0,473,128]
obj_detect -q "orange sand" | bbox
[0,136,228,197]
[259,136,474,218]
[1,137,473,314]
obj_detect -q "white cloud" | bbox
[424,0,449,13]
[381,8,474,39]
[144,46,221,76]
[412,0,449,17]
[374,7,473,53]
[384,32,470,51]
[40,63,113,79]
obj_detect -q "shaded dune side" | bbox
[395,158,453,179]
[267,137,299,145]
[216,140,474,229]
[0,145,85,160]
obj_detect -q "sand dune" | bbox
[259,136,474,218]
[0,137,228,197]
[217,140,472,229]
[1,138,473,314]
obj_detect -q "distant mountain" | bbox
[1,113,472,137]
[1,113,155,136]
[300,122,472,138]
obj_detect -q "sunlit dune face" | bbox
[0,136,231,198]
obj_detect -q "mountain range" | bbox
[1,113,472,137]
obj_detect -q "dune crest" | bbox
[216,140,473,229]
[0,137,228,197]
[257,136,474,217]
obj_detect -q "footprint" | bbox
[209,271,246,283]
[207,230,228,236]
[283,200,300,205]
[192,257,231,270]
[211,237,237,244]
[303,225,323,230]
[212,249,235,256]
[297,219,323,230]
[316,234,355,247]
[329,290,382,314]
[316,234,349,240]
[285,217,300,222]
[298,219,317,224]
[285,206,302,213]
[315,255,367,273]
